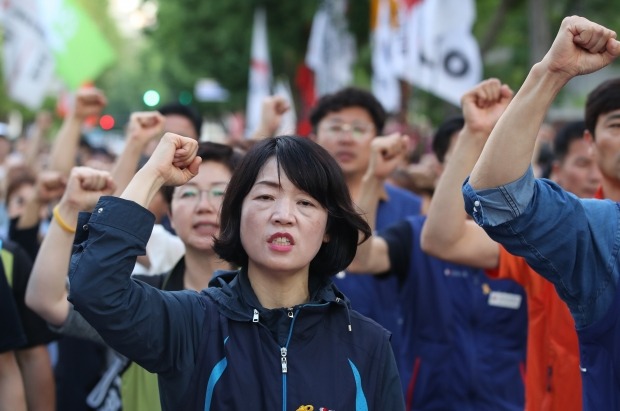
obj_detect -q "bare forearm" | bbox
[111,138,145,195]
[348,236,391,274]
[120,167,165,208]
[423,132,484,251]
[24,130,44,170]
[356,176,383,232]
[352,170,394,273]
[49,116,82,175]
[470,64,568,189]
[250,125,276,141]
[26,204,78,325]
[350,174,383,269]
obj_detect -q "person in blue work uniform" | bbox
[348,80,527,411]
[68,133,405,411]
[309,88,423,369]
[462,15,620,411]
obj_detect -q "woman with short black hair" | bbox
[69,133,405,411]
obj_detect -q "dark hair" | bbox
[585,78,620,139]
[309,87,387,135]
[90,146,116,161]
[432,116,464,164]
[213,136,371,279]
[6,166,36,203]
[158,102,202,138]
[162,142,244,206]
[79,135,94,150]
[553,120,586,163]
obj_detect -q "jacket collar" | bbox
[204,268,350,321]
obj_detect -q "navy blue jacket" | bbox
[382,216,527,410]
[68,197,405,411]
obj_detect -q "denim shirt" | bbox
[461,166,620,329]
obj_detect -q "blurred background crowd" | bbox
[2,1,620,410]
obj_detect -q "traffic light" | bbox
[143,90,160,107]
[179,91,193,105]
[99,114,115,130]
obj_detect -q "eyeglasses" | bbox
[173,184,228,207]
[320,122,375,140]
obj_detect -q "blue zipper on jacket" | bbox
[281,308,296,411]
[280,302,332,411]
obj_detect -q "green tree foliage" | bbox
[150,0,321,115]
[4,0,620,129]
[146,0,620,127]
[475,0,529,89]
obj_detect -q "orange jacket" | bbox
[486,247,582,411]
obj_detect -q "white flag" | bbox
[371,0,401,113]
[245,7,272,138]
[2,0,55,109]
[305,0,356,97]
[273,78,297,136]
[400,0,481,106]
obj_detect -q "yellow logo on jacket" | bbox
[296,406,334,411]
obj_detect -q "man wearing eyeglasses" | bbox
[308,87,423,381]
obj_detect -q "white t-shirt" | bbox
[132,224,185,276]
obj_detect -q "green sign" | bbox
[48,0,116,89]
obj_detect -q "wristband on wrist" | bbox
[52,205,76,234]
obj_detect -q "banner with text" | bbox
[400,0,482,106]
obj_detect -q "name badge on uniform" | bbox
[488,291,522,310]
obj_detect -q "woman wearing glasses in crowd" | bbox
[67,133,404,411]
[25,142,242,410]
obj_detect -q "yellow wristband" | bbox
[53,205,76,234]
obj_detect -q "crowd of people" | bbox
[1,14,620,411]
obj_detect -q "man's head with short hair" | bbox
[82,146,116,172]
[309,88,387,184]
[431,116,464,165]
[158,103,202,140]
[551,120,601,198]
[584,77,620,191]
[309,87,387,134]
[554,120,586,163]
[585,78,620,139]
